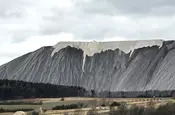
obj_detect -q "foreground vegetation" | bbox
[0,108,33,113]
[70,101,175,115]
[45,98,175,115]
[0,97,174,115]
[52,103,87,110]
[0,100,42,105]
[109,102,175,115]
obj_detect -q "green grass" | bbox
[0,108,34,113]
[0,101,42,105]
[0,105,40,110]
[0,100,94,111]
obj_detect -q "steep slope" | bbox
[0,40,175,94]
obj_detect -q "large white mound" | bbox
[52,40,163,71]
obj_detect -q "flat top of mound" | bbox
[52,39,163,56]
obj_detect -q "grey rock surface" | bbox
[0,41,175,92]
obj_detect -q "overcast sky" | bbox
[0,0,175,65]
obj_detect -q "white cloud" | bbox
[0,33,74,65]
[1,0,175,65]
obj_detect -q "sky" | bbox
[0,0,175,65]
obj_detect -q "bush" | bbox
[101,98,107,106]
[109,101,175,115]
[101,104,106,107]
[52,104,80,110]
[0,108,4,113]
[110,102,121,107]
[109,102,127,115]
[0,108,33,113]
[60,97,65,101]
[52,103,87,110]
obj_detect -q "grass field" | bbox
[0,97,174,115]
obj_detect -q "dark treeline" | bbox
[0,79,88,100]
[97,90,175,98]
[0,79,175,100]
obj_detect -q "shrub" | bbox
[0,108,4,113]
[52,103,86,110]
[110,102,121,107]
[109,102,127,115]
[110,101,175,115]
[60,97,65,101]
[101,98,107,106]
[101,104,106,107]
[0,108,33,113]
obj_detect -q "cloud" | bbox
[39,0,175,40]
[0,0,33,18]
[79,0,175,16]
[0,33,74,65]
[1,0,175,65]
[40,13,118,39]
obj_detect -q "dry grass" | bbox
[0,97,173,115]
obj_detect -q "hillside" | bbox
[0,40,175,97]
